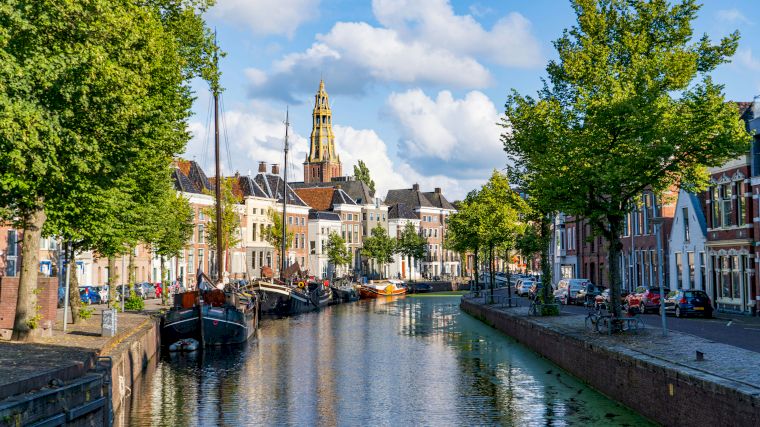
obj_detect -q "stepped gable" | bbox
[388,203,417,220]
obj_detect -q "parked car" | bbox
[516,280,535,296]
[554,278,591,305]
[594,289,629,309]
[662,289,713,318]
[575,283,604,306]
[625,286,669,314]
[79,286,101,304]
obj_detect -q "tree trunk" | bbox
[489,243,495,303]
[160,255,167,305]
[540,216,553,305]
[473,247,479,296]
[108,256,116,308]
[127,248,135,285]
[68,247,81,323]
[12,204,46,341]
[606,215,624,320]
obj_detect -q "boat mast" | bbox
[280,109,290,279]
[213,35,224,285]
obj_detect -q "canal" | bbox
[117,294,652,426]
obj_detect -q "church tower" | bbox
[304,80,342,183]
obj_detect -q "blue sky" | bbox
[185,0,760,201]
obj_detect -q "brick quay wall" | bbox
[460,298,760,427]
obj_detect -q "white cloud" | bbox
[210,0,319,37]
[386,89,507,179]
[247,0,541,101]
[735,49,760,72]
[373,0,542,68]
[716,8,751,25]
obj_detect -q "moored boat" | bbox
[253,279,318,317]
[359,280,407,298]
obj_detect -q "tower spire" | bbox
[304,80,342,183]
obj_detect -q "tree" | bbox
[203,178,241,278]
[353,160,376,195]
[397,222,426,281]
[476,172,526,303]
[263,208,294,271]
[153,192,194,303]
[0,0,215,339]
[503,0,750,320]
[324,232,352,277]
[447,190,484,293]
[361,224,396,278]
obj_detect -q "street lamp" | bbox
[650,215,667,337]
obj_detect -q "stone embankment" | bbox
[461,297,760,427]
[0,301,163,426]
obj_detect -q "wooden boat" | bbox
[330,280,359,303]
[253,279,318,317]
[359,280,407,298]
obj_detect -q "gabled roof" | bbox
[423,191,455,210]
[686,191,708,235]
[173,159,213,194]
[237,175,268,198]
[172,168,199,193]
[332,188,357,206]
[388,203,418,220]
[290,178,375,204]
[384,188,434,209]
[308,210,341,221]
[254,173,308,207]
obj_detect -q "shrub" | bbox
[124,290,145,311]
[79,307,94,320]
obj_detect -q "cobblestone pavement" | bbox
[466,292,760,395]
[0,299,164,398]
[475,286,760,353]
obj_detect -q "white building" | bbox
[307,211,342,279]
[668,189,709,292]
[387,203,422,280]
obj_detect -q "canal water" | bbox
[117,295,652,426]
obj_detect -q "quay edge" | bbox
[460,298,760,427]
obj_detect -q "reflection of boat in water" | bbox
[359,280,407,298]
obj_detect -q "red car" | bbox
[625,286,669,314]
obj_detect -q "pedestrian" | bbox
[98,287,108,304]
[155,283,162,299]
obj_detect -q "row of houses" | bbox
[551,98,760,316]
[0,81,463,289]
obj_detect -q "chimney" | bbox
[234,171,240,178]
[271,164,280,175]
[258,161,267,173]
[412,183,420,191]
[435,187,441,194]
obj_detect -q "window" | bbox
[732,255,741,299]
[721,183,732,227]
[738,182,746,226]
[382,214,386,221]
[353,225,358,243]
[253,226,258,242]
[683,207,690,241]
[675,252,682,288]
[643,194,650,234]
[288,216,293,225]
[199,249,204,271]
[6,230,17,276]
[623,213,629,237]
[301,217,305,226]
[363,213,367,221]
[199,211,205,221]
[370,212,374,220]
[699,252,707,291]
[198,224,205,243]
[710,186,719,228]
[687,252,695,289]
[310,241,316,254]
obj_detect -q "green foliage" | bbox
[502,0,750,318]
[152,192,194,259]
[78,307,94,320]
[361,224,397,274]
[124,291,145,311]
[324,232,352,268]
[263,208,294,254]
[353,160,376,195]
[476,171,526,250]
[202,178,240,253]
[397,222,426,261]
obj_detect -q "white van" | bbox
[554,278,591,304]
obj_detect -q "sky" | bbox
[184,0,760,201]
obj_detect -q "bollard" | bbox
[101,309,118,337]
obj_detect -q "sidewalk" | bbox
[0,299,164,400]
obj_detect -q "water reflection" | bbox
[119,295,652,426]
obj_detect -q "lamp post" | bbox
[651,214,667,337]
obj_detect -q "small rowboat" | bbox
[169,338,200,352]
[359,280,407,298]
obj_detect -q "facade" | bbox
[307,211,342,279]
[304,80,342,183]
[668,190,709,292]
[385,184,459,278]
[552,213,578,282]
[237,165,277,280]
[387,203,422,280]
